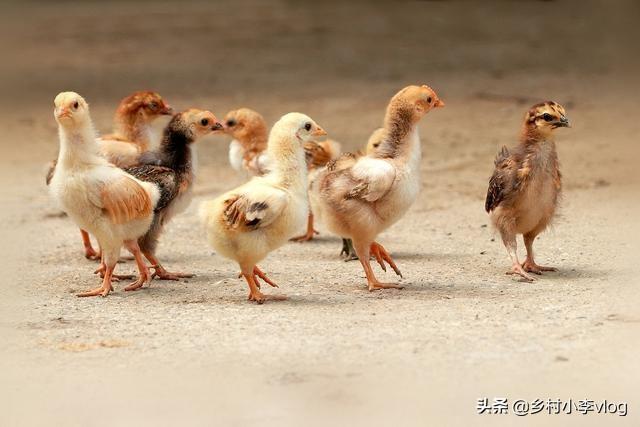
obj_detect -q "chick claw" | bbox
[93,264,134,281]
[521,260,557,275]
[84,247,101,261]
[370,242,403,278]
[77,284,112,298]
[150,265,195,281]
[367,280,404,292]
[506,264,536,282]
[290,229,319,242]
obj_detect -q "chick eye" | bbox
[542,113,553,122]
[427,97,432,104]
[149,102,158,110]
[73,101,79,110]
[226,119,236,127]
[304,122,312,131]
[201,118,209,126]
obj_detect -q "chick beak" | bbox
[161,105,174,115]
[312,127,327,137]
[212,121,224,132]
[57,107,72,119]
[434,99,445,108]
[556,116,571,128]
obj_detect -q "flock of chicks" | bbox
[48,85,570,303]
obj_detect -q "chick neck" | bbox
[520,123,555,146]
[265,128,307,192]
[113,110,152,150]
[57,119,104,169]
[375,102,421,165]
[155,121,195,175]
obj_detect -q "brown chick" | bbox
[313,85,444,291]
[125,109,224,281]
[485,101,570,281]
[223,108,270,175]
[46,91,173,261]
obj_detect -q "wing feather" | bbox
[99,176,152,224]
[222,186,287,230]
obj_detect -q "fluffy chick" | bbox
[223,108,270,175]
[485,101,570,281]
[98,91,173,168]
[338,127,385,261]
[312,85,444,291]
[222,107,341,241]
[49,92,160,297]
[125,109,223,280]
[200,113,326,303]
[46,91,172,260]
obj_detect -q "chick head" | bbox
[54,91,90,127]
[118,91,173,121]
[391,84,445,121]
[276,112,327,144]
[222,108,268,141]
[177,108,224,140]
[524,101,570,138]
[366,127,385,155]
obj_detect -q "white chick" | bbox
[49,92,160,297]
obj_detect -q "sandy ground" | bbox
[1,1,639,426]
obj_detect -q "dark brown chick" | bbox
[125,109,223,281]
[485,101,570,281]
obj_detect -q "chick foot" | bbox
[370,242,403,277]
[93,263,134,281]
[290,212,319,242]
[506,263,536,282]
[81,230,100,260]
[78,265,115,297]
[150,264,195,281]
[340,238,359,262]
[521,259,557,275]
[124,270,150,292]
[243,267,286,304]
[367,279,404,292]
[290,228,319,242]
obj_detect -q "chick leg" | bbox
[500,230,535,282]
[242,267,266,304]
[340,238,359,262]
[370,242,403,278]
[123,240,151,292]
[253,265,278,288]
[145,252,195,281]
[78,258,116,297]
[80,229,100,260]
[290,213,319,242]
[353,239,403,291]
[522,232,557,274]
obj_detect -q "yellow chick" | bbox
[48,92,160,297]
[200,113,326,303]
[312,85,444,291]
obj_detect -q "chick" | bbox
[200,113,326,303]
[46,91,173,260]
[312,85,444,291]
[223,108,270,176]
[49,92,160,297]
[222,107,340,241]
[339,127,385,260]
[485,101,570,281]
[290,138,341,241]
[125,109,223,280]
[98,90,174,168]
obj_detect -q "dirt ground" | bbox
[1,1,639,426]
